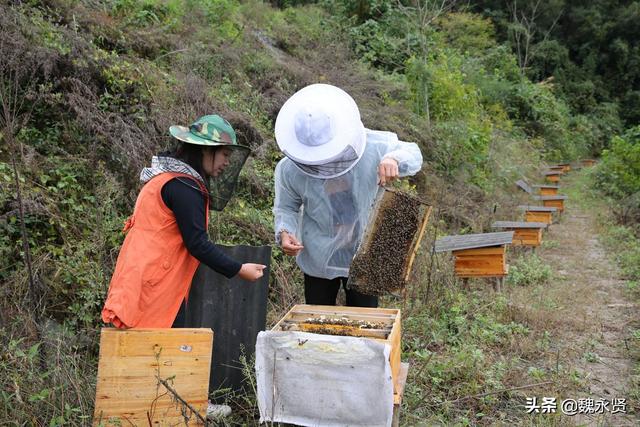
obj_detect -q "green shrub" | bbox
[595,126,640,200]
[507,254,553,287]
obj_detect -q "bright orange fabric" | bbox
[101,172,209,328]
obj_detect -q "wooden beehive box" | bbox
[492,221,547,247]
[518,205,557,225]
[544,170,562,183]
[582,159,596,167]
[435,232,513,278]
[557,163,571,173]
[93,328,213,426]
[533,184,560,196]
[272,304,403,403]
[548,165,565,173]
[535,195,568,212]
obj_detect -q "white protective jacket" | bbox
[273,129,423,279]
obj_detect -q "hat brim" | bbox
[169,125,250,151]
[275,84,365,165]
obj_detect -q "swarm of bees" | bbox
[304,315,386,330]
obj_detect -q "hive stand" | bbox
[534,195,569,213]
[491,221,548,251]
[518,205,557,225]
[544,170,563,183]
[435,231,514,292]
[532,183,560,196]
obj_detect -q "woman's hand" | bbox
[280,231,304,256]
[378,157,399,186]
[238,263,267,281]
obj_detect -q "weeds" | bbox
[507,254,553,287]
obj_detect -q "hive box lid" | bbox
[492,221,548,229]
[435,231,514,253]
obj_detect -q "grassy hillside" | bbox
[0,0,634,425]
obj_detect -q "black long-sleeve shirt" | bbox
[161,177,242,278]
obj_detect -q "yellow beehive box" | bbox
[492,221,548,247]
[435,232,513,278]
[519,205,557,225]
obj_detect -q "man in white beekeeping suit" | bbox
[273,84,423,307]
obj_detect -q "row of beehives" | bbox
[434,159,596,285]
[91,159,596,426]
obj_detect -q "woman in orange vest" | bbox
[102,115,266,328]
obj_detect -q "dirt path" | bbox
[536,173,638,426]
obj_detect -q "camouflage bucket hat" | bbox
[169,114,246,148]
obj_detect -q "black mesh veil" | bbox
[208,146,251,211]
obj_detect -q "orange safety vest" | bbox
[101,172,209,328]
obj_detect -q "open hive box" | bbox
[272,304,403,402]
[348,188,432,296]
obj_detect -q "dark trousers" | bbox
[304,274,378,308]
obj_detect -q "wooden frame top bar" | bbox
[532,184,560,189]
[518,205,558,212]
[435,231,514,253]
[492,221,548,229]
[534,195,568,201]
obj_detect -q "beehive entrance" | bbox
[348,189,431,296]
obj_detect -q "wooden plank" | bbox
[388,310,402,396]
[518,205,557,212]
[285,312,396,324]
[534,195,568,201]
[93,328,212,426]
[543,170,563,176]
[491,221,547,229]
[532,184,560,189]
[393,362,409,405]
[404,205,433,282]
[515,179,533,194]
[453,246,504,256]
[435,231,513,253]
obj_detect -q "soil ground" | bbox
[519,171,639,426]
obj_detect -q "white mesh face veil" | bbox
[292,145,364,179]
